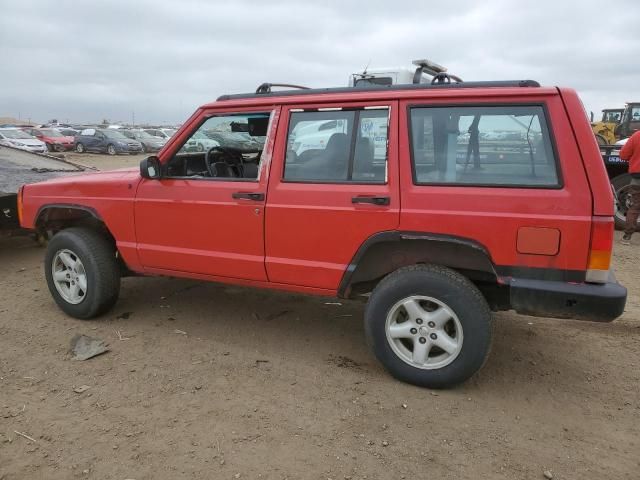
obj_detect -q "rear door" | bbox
[399,94,593,278]
[87,132,102,152]
[265,101,400,290]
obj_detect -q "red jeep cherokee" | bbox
[18,79,627,388]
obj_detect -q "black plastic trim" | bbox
[337,231,496,297]
[217,80,541,101]
[509,274,626,322]
[35,203,104,226]
[496,265,585,283]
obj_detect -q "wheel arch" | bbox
[338,231,499,298]
[36,204,114,243]
[35,204,132,274]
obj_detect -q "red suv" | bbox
[18,80,627,388]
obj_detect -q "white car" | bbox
[183,131,220,152]
[0,128,47,153]
[290,117,388,160]
[144,128,177,140]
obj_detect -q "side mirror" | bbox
[140,156,161,179]
[590,111,594,122]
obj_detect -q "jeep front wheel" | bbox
[365,265,493,388]
[44,227,121,319]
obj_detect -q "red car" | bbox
[17,78,626,388]
[23,128,75,152]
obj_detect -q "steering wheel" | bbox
[204,146,244,178]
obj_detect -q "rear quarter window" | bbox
[409,105,560,187]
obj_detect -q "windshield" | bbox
[103,130,129,140]
[0,129,34,139]
[40,129,64,137]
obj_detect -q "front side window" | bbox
[409,105,559,187]
[166,112,271,180]
[284,108,389,183]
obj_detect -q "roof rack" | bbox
[411,59,463,84]
[218,80,541,101]
[255,83,310,94]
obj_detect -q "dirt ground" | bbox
[1,153,639,480]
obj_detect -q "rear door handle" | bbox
[232,192,265,201]
[351,195,390,206]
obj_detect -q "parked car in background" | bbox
[205,131,263,152]
[56,128,80,138]
[74,128,143,155]
[0,128,47,153]
[182,131,220,152]
[120,129,167,153]
[22,128,75,152]
[144,128,176,140]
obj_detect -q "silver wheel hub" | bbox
[385,295,463,370]
[51,249,87,304]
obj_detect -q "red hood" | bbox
[23,167,141,199]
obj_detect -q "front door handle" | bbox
[351,195,390,206]
[232,192,265,201]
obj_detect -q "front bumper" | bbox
[22,145,47,153]
[52,142,74,151]
[509,271,626,322]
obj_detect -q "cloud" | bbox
[0,0,638,124]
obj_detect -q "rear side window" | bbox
[409,105,559,187]
[284,108,389,183]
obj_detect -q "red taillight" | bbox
[16,185,24,226]
[586,216,613,283]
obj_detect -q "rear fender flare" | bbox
[338,231,498,298]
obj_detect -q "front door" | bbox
[265,101,400,290]
[134,108,278,281]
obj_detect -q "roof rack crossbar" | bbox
[256,83,310,94]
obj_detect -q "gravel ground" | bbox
[1,153,638,479]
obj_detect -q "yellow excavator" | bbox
[591,103,640,145]
[591,108,624,145]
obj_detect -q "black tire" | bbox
[46,143,53,152]
[76,143,85,153]
[595,134,608,146]
[106,144,117,156]
[141,144,147,153]
[196,143,204,152]
[44,228,121,319]
[612,174,639,231]
[365,264,493,389]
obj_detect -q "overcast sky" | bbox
[1,0,638,125]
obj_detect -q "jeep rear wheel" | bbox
[365,264,493,388]
[44,228,121,319]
